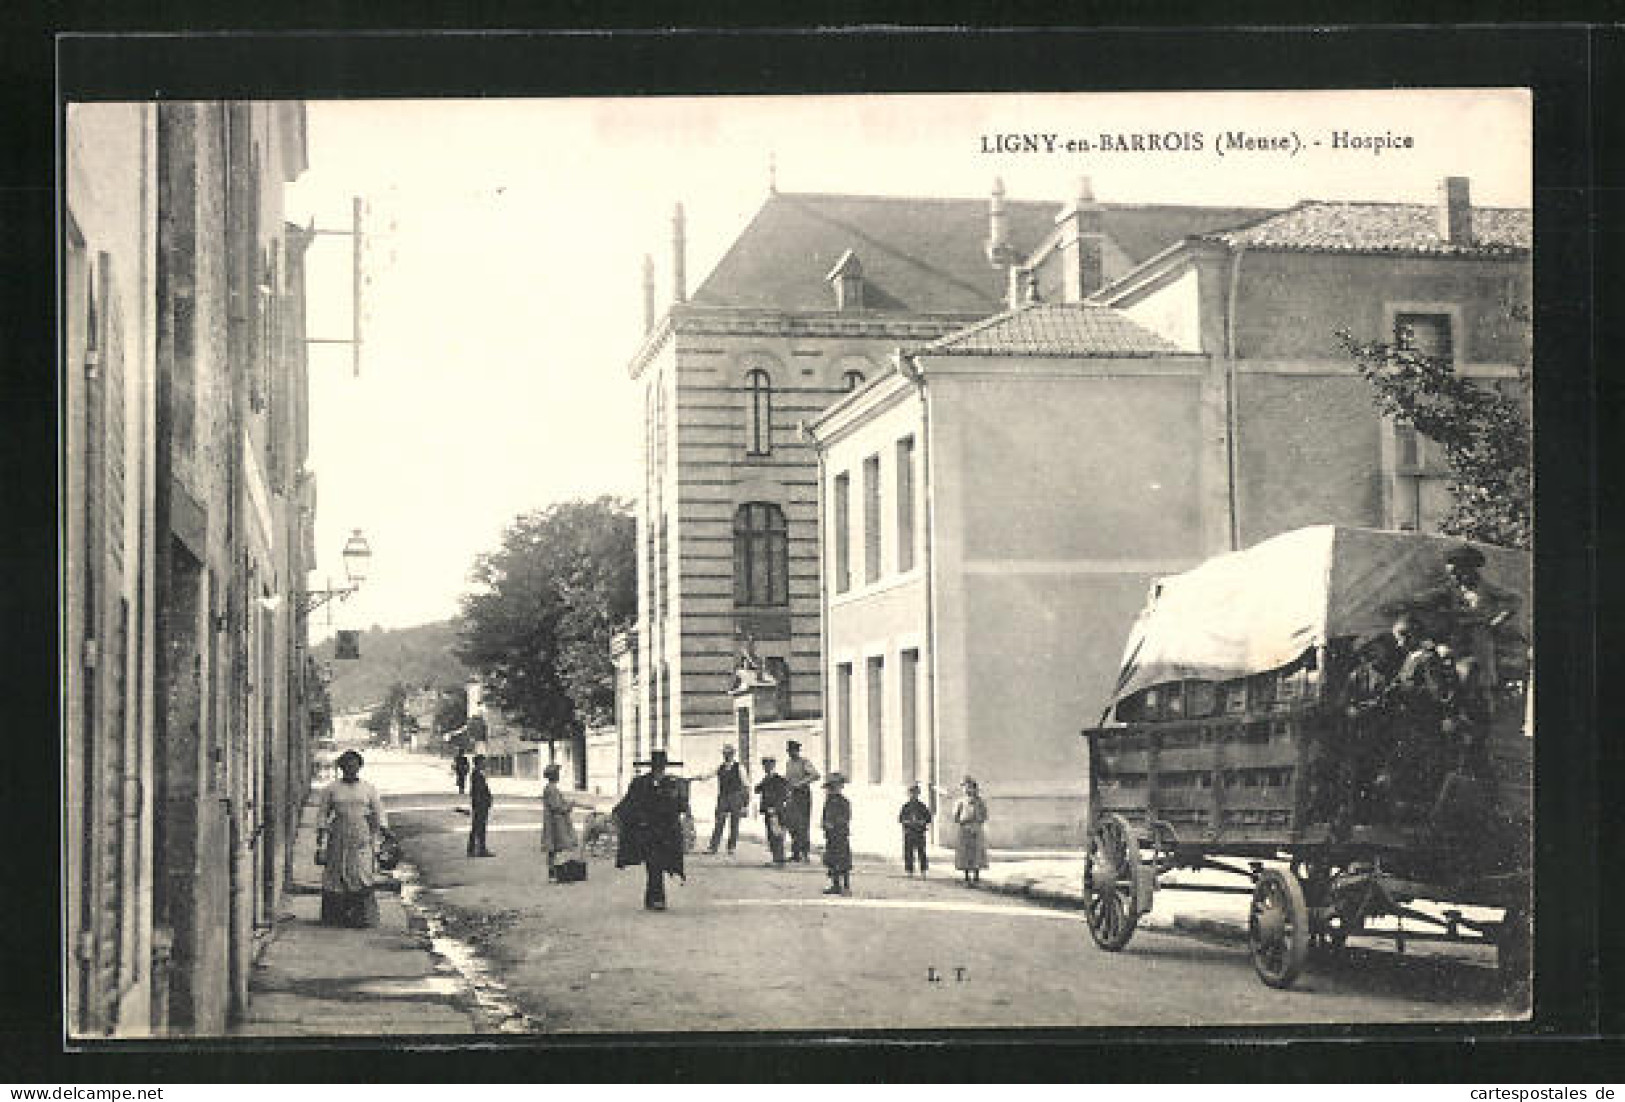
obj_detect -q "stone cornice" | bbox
[626,306,995,379]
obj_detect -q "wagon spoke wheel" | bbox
[1083,813,1149,952]
[1249,868,1310,988]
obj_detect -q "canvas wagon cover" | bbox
[1108,525,1530,706]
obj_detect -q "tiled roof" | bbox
[911,302,1185,357]
[1196,201,1531,256]
[690,192,1278,315]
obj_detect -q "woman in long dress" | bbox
[317,750,390,927]
[540,762,579,880]
[952,776,989,884]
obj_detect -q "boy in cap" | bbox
[898,783,933,877]
[820,773,852,895]
[755,756,790,865]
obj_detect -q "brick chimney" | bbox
[1437,176,1473,246]
[642,253,656,333]
[671,202,688,304]
[1058,176,1107,300]
[986,177,1019,268]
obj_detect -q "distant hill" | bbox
[313,619,472,713]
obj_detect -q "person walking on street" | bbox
[953,776,989,885]
[706,744,749,856]
[821,773,852,895]
[614,749,688,911]
[783,740,820,862]
[453,751,470,796]
[540,762,579,880]
[755,756,790,865]
[898,783,933,877]
[467,754,494,857]
[316,750,393,927]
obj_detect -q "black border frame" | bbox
[4,20,1614,1083]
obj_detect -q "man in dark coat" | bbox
[755,756,790,866]
[615,749,687,910]
[467,755,493,857]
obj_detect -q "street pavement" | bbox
[239,747,1522,1036]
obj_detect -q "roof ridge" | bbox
[775,189,1060,208]
[777,192,1004,305]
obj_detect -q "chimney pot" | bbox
[672,202,688,304]
[642,254,656,334]
[987,178,1016,268]
[1438,176,1472,246]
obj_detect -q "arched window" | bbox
[746,368,773,456]
[842,370,866,392]
[733,503,788,606]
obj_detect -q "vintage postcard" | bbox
[61,81,1536,1041]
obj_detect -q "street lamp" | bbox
[299,529,374,618]
[341,528,373,585]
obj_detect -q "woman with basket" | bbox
[541,762,582,882]
[315,750,393,927]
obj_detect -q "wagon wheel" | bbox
[1083,813,1151,951]
[1249,868,1311,988]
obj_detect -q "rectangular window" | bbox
[833,473,851,594]
[835,663,854,777]
[1395,312,1453,361]
[863,453,881,584]
[895,436,916,574]
[899,648,919,786]
[866,655,885,784]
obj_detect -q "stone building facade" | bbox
[64,100,320,1036]
[626,185,1268,773]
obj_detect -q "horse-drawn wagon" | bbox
[1079,526,1531,988]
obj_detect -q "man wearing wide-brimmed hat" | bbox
[820,772,852,895]
[614,749,688,910]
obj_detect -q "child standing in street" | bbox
[898,783,933,877]
[821,773,852,896]
[953,776,989,885]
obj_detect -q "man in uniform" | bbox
[783,740,820,862]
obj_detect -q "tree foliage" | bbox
[457,497,636,740]
[363,681,410,738]
[1338,312,1531,550]
[433,685,468,735]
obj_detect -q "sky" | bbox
[284,89,1531,637]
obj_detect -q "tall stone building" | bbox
[64,100,320,1036]
[626,183,1271,769]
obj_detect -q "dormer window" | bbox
[825,249,865,312]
